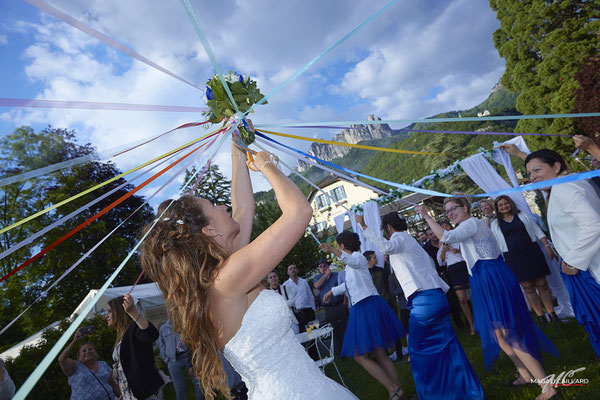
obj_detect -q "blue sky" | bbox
[0,0,506,201]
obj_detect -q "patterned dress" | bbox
[68,361,115,400]
[112,342,161,400]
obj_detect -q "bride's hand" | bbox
[251,151,279,172]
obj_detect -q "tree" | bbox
[251,202,323,281]
[180,164,232,210]
[0,127,154,344]
[489,0,600,166]
[574,56,600,144]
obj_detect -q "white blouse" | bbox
[363,227,448,299]
[548,179,600,283]
[441,217,502,274]
[331,251,378,306]
[436,243,464,267]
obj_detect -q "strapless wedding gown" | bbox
[224,290,358,400]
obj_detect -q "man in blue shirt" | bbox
[313,258,349,356]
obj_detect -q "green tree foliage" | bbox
[3,315,132,399]
[180,164,232,211]
[489,0,600,164]
[0,127,153,346]
[250,202,323,280]
[574,56,600,143]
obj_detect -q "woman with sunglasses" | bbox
[416,199,559,400]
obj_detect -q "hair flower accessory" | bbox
[163,217,170,221]
[176,220,184,225]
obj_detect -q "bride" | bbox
[140,129,357,400]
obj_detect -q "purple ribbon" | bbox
[0,98,207,113]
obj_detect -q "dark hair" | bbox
[363,250,375,259]
[381,212,407,233]
[336,231,361,252]
[494,195,520,224]
[524,149,568,174]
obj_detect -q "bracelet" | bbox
[262,160,279,170]
[565,263,577,271]
[544,244,551,248]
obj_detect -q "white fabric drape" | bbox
[460,139,573,318]
[332,202,384,268]
[459,153,531,213]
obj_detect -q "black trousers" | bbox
[324,303,349,356]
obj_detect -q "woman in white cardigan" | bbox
[490,195,559,324]
[525,149,600,358]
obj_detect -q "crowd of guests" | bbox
[258,139,599,400]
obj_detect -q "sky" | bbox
[0,0,506,206]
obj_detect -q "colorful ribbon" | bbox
[255,112,600,129]
[258,129,451,156]
[0,120,209,188]
[0,129,225,283]
[24,0,203,90]
[0,126,225,235]
[0,98,208,113]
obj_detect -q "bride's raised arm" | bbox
[216,151,313,295]
[230,138,254,252]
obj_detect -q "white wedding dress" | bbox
[224,290,358,400]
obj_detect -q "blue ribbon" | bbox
[255,112,600,128]
[179,0,241,115]
[255,130,600,198]
[242,0,399,117]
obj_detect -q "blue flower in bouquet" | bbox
[206,86,214,100]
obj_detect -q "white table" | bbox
[295,324,346,387]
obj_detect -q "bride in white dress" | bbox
[141,128,357,400]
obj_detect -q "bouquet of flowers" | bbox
[203,71,267,145]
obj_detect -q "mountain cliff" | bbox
[297,115,394,171]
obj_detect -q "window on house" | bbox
[315,194,330,209]
[316,221,328,232]
[329,185,347,202]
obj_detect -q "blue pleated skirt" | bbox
[408,289,484,400]
[470,257,558,371]
[561,270,600,357]
[341,295,406,357]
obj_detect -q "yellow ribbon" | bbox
[258,129,450,156]
[0,127,227,235]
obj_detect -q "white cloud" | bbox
[0,34,7,45]
[1,0,506,202]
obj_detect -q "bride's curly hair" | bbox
[140,195,231,400]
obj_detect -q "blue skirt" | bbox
[341,295,406,357]
[408,289,483,400]
[561,270,600,357]
[470,257,558,371]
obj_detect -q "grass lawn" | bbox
[163,318,599,399]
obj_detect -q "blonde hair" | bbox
[140,195,231,400]
[443,196,472,214]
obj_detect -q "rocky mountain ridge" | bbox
[297,114,394,171]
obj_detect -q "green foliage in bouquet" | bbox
[203,71,267,145]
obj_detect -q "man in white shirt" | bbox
[282,264,316,333]
[267,271,300,334]
[358,212,483,400]
[0,358,15,400]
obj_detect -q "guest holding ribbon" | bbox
[59,327,119,399]
[437,221,475,335]
[525,149,600,357]
[416,199,559,400]
[106,295,164,399]
[490,195,559,324]
[320,231,406,400]
[360,213,483,400]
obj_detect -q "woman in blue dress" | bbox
[416,199,559,400]
[320,231,406,400]
[525,149,600,357]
